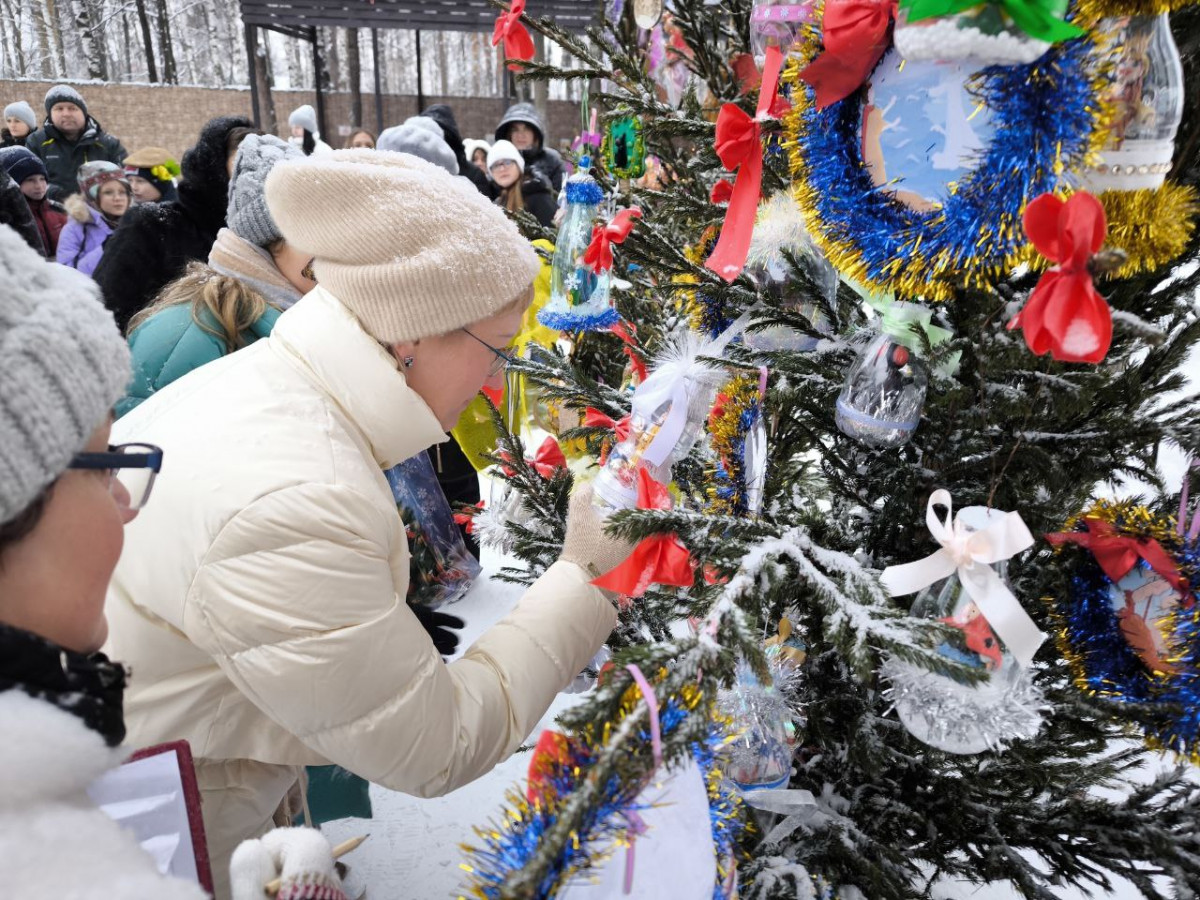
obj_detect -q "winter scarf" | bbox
[208,226,303,310]
[0,622,127,747]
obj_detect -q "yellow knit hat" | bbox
[264,149,541,342]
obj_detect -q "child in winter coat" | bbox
[487,139,557,228]
[57,161,130,275]
[123,146,180,204]
[0,145,66,257]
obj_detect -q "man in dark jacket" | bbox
[93,116,257,331]
[422,103,494,198]
[494,102,565,193]
[26,85,126,200]
[0,170,44,255]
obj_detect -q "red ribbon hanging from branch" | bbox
[704,44,784,283]
[452,499,485,535]
[591,468,695,598]
[609,319,648,383]
[1046,517,1192,606]
[492,0,535,72]
[582,207,642,274]
[500,435,566,479]
[798,0,897,109]
[1008,192,1113,364]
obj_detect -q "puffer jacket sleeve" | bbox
[186,481,615,798]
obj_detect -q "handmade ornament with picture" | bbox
[788,3,1103,300]
[834,295,955,450]
[603,116,647,181]
[893,0,1083,67]
[538,167,623,331]
[592,330,733,512]
[1076,7,1198,280]
[881,491,1049,754]
[1046,494,1200,760]
[750,0,820,68]
[742,193,837,354]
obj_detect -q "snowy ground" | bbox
[319,544,1172,900]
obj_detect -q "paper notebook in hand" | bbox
[87,740,214,894]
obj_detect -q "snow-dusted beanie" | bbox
[288,104,319,136]
[487,140,525,175]
[0,146,47,186]
[76,161,128,205]
[4,100,36,131]
[44,84,87,117]
[265,150,540,342]
[226,134,302,247]
[0,227,130,524]
[377,117,459,175]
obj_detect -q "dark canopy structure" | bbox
[238,0,600,135]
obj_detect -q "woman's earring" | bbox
[403,356,415,368]
[301,259,317,282]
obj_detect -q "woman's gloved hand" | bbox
[410,604,465,658]
[229,827,347,900]
[560,482,635,583]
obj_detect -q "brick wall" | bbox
[1,79,579,163]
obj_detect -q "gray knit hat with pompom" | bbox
[226,133,303,248]
[0,226,130,524]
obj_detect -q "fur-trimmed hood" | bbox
[64,191,97,224]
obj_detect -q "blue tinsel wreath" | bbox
[784,16,1101,301]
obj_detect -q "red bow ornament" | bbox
[500,436,566,479]
[591,468,695,598]
[582,207,642,274]
[1009,192,1113,364]
[799,0,897,110]
[1047,516,1192,606]
[492,0,535,72]
[710,179,734,205]
[583,407,632,464]
[705,45,784,283]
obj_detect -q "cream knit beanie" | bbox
[265,149,540,342]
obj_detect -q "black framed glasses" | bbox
[461,328,515,378]
[68,443,163,511]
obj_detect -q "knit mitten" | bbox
[560,483,634,584]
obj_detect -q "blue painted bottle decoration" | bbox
[538,164,621,331]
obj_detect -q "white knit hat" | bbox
[288,104,319,135]
[487,139,525,175]
[0,227,130,524]
[265,149,540,342]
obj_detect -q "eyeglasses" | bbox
[461,328,515,378]
[68,443,164,511]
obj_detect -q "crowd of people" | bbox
[0,83,626,900]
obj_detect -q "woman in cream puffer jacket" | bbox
[103,150,629,899]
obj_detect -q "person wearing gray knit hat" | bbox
[3,100,36,145]
[104,147,631,888]
[286,104,332,156]
[227,133,302,248]
[377,116,459,175]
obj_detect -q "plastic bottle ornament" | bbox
[893,0,1075,67]
[538,169,620,331]
[883,501,1048,755]
[717,665,795,791]
[834,330,929,449]
[750,0,820,69]
[1081,14,1184,193]
[632,0,663,29]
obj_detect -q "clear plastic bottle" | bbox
[834,331,929,449]
[538,170,619,331]
[1081,14,1184,193]
[750,0,820,69]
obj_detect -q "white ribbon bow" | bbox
[880,489,1046,668]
